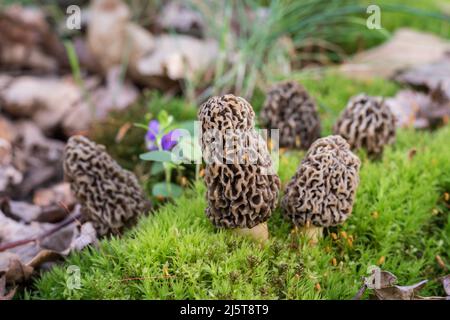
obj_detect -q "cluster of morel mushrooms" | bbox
[197,80,396,244]
[61,80,396,246]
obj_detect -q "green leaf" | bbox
[64,41,82,87]
[152,182,183,198]
[134,122,149,131]
[157,110,173,129]
[140,150,173,162]
[150,162,165,175]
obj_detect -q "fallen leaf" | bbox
[134,35,218,90]
[340,29,450,80]
[359,269,450,300]
[3,258,34,284]
[87,0,131,72]
[156,1,205,37]
[0,139,23,194]
[90,67,139,119]
[33,182,75,208]
[0,76,83,132]
[0,251,21,273]
[0,5,66,72]
[11,121,65,198]
[385,86,450,129]
[40,224,77,254]
[0,116,17,144]
[36,204,71,223]
[0,275,16,300]
[70,222,98,251]
[376,270,397,289]
[441,275,450,296]
[374,280,428,300]
[395,56,450,99]
[0,198,42,223]
[27,249,62,269]
[87,0,155,74]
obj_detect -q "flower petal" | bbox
[146,120,160,141]
[161,129,182,151]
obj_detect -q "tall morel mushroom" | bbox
[281,135,360,243]
[199,94,280,242]
[260,81,321,149]
[63,135,150,236]
[333,94,396,156]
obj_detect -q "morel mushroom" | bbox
[63,135,150,236]
[199,94,280,242]
[260,81,321,149]
[333,94,396,156]
[281,135,360,243]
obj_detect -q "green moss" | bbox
[30,72,450,299]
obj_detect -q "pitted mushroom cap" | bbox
[333,93,396,156]
[63,135,150,236]
[260,81,321,149]
[199,95,280,229]
[281,135,360,228]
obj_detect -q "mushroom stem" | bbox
[298,224,323,245]
[232,222,269,243]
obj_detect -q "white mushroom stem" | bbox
[232,222,269,243]
[298,221,323,245]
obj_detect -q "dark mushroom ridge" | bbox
[260,80,321,150]
[63,135,150,236]
[333,93,396,156]
[199,94,280,229]
[281,135,360,228]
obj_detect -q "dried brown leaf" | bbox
[0,5,65,72]
[441,274,450,296]
[374,280,428,300]
[395,57,450,99]
[385,87,450,129]
[0,275,16,300]
[340,29,450,80]
[4,259,34,283]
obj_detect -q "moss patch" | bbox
[29,73,450,299]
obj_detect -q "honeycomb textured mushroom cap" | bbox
[63,135,150,236]
[199,94,280,229]
[281,135,360,228]
[260,81,321,149]
[333,94,396,156]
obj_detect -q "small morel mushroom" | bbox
[63,135,151,236]
[199,94,280,243]
[260,81,321,149]
[333,94,396,156]
[281,135,360,243]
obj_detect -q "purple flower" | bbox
[145,120,160,151]
[161,129,182,151]
[146,120,160,141]
[145,119,181,151]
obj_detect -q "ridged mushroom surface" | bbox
[63,135,150,236]
[260,81,321,149]
[281,135,360,228]
[333,94,396,156]
[199,94,280,229]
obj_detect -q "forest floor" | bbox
[30,72,450,299]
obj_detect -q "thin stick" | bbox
[0,207,82,252]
